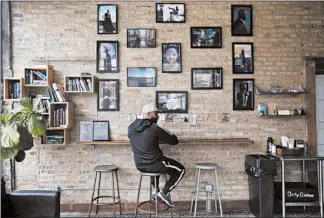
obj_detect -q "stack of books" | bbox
[25,69,47,85]
[67,77,92,91]
[48,83,69,102]
[53,108,66,127]
[43,134,64,144]
[8,82,20,99]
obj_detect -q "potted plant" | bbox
[1,97,46,162]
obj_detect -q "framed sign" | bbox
[79,121,93,142]
[93,121,110,141]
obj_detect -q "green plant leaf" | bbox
[28,114,45,136]
[19,97,33,113]
[0,113,11,124]
[1,147,19,160]
[1,125,20,148]
[7,111,24,125]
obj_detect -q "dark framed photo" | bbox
[97,41,118,73]
[98,79,119,111]
[156,3,185,23]
[191,68,223,90]
[233,79,254,110]
[232,42,253,74]
[127,29,156,48]
[93,121,110,141]
[162,43,181,73]
[231,5,253,36]
[156,91,188,113]
[97,4,118,34]
[127,67,157,87]
[191,27,222,48]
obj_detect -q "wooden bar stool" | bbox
[135,172,172,218]
[88,165,122,217]
[190,163,223,217]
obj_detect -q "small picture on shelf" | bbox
[93,121,110,141]
[97,4,118,34]
[233,79,254,110]
[25,69,47,85]
[98,79,119,111]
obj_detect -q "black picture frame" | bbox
[92,120,110,141]
[233,79,254,110]
[127,29,156,48]
[156,3,186,23]
[190,27,222,48]
[162,43,182,73]
[231,5,253,36]
[127,67,157,87]
[156,91,188,113]
[97,4,118,34]
[97,79,119,111]
[191,68,223,90]
[96,41,118,73]
[232,42,254,74]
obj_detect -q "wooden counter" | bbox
[77,138,253,145]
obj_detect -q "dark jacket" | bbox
[128,119,178,169]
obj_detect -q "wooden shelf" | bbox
[49,102,74,129]
[260,114,305,117]
[77,138,253,145]
[65,75,97,93]
[256,87,306,96]
[24,65,54,87]
[3,78,24,101]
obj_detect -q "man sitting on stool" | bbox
[128,103,185,207]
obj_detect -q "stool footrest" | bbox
[137,200,170,213]
[92,195,121,205]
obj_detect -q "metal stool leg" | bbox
[112,171,116,217]
[154,176,158,217]
[194,168,201,217]
[114,170,122,215]
[88,171,98,217]
[190,169,199,214]
[95,172,102,214]
[214,169,223,217]
[135,174,143,218]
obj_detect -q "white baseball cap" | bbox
[142,103,159,114]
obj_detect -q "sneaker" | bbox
[157,191,174,207]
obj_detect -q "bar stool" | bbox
[135,172,172,218]
[190,163,223,217]
[88,165,122,217]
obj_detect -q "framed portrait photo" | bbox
[231,5,253,36]
[191,68,223,90]
[127,29,156,48]
[97,4,118,34]
[232,42,254,74]
[156,3,185,23]
[97,41,118,73]
[156,91,188,113]
[127,67,157,87]
[162,43,181,73]
[233,79,254,111]
[97,79,119,111]
[191,27,222,48]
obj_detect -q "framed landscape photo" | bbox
[232,42,253,74]
[231,5,253,36]
[156,3,185,23]
[156,91,188,113]
[127,29,156,48]
[191,68,223,90]
[98,79,119,111]
[233,79,254,110]
[97,4,118,34]
[191,27,222,48]
[127,67,157,87]
[97,41,118,73]
[162,43,181,73]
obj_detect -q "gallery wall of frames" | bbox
[96,3,254,112]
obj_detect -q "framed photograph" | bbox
[162,43,181,73]
[231,5,253,36]
[97,41,118,73]
[93,121,110,141]
[98,79,119,111]
[191,68,223,90]
[156,3,185,23]
[232,42,254,74]
[97,4,118,34]
[127,29,156,48]
[127,67,157,87]
[233,79,254,110]
[156,91,188,113]
[191,27,222,48]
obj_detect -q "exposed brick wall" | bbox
[3,1,324,205]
